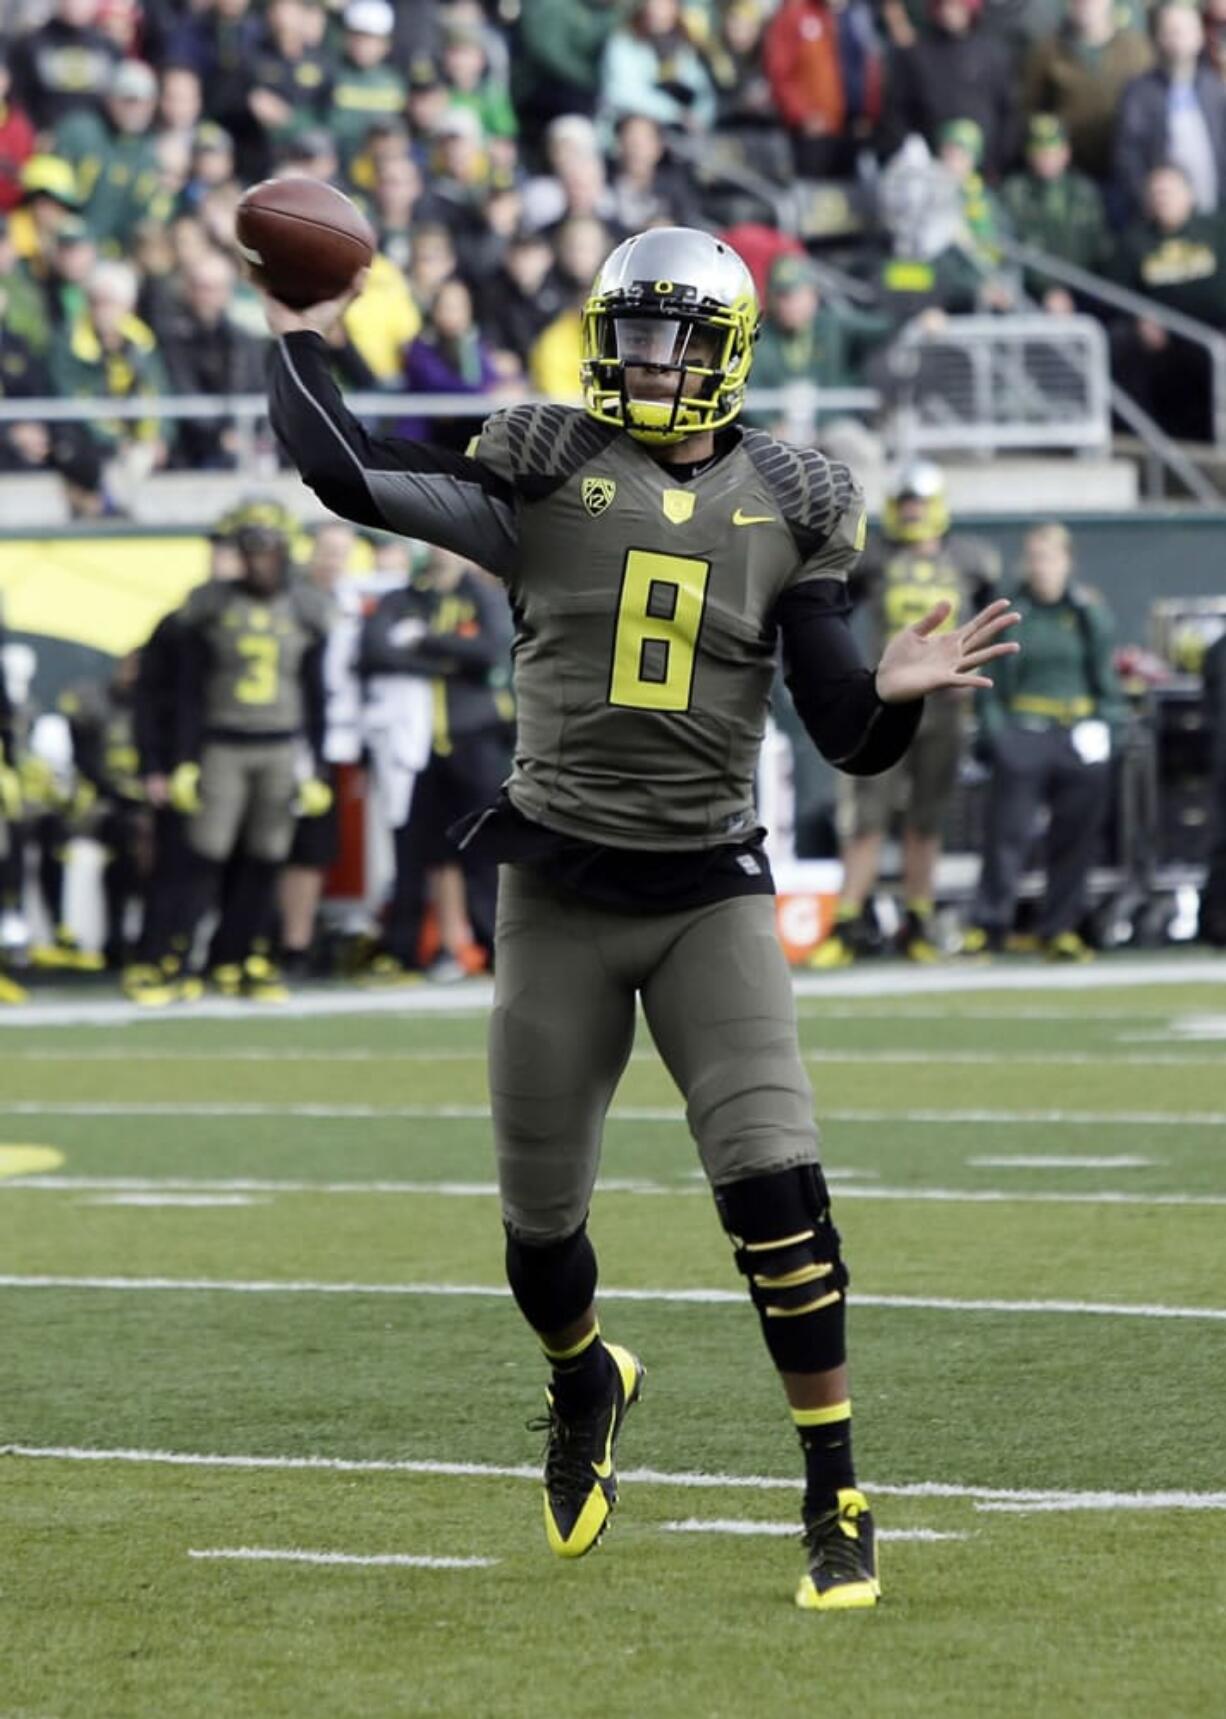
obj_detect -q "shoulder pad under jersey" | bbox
[180,580,228,627]
[741,430,858,556]
[472,404,619,500]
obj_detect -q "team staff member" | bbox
[62,656,150,971]
[967,522,1123,960]
[170,500,333,1000]
[279,520,359,978]
[811,461,1000,966]
[358,545,513,975]
[1197,630,1226,945]
[261,227,1018,1610]
[0,606,26,1003]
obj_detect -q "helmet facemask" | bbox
[581,258,758,445]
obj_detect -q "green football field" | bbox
[3,965,1225,1718]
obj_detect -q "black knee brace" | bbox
[504,1220,598,1335]
[714,1164,848,1374]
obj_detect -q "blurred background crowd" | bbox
[8,0,1226,492]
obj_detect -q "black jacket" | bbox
[1114,68,1226,221]
[881,25,1020,179]
[359,572,513,743]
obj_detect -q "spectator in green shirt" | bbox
[441,15,518,154]
[747,252,891,432]
[55,59,172,253]
[327,0,407,171]
[1001,114,1111,309]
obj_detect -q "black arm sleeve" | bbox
[775,580,923,775]
[175,627,208,765]
[300,638,327,764]
[134,617,178,775]
[269,332,519,574]
[0,624,12,756]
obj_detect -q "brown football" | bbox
[235,177,376,309]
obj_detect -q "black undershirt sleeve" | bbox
[775,579,923,776]
[268,332,519,573]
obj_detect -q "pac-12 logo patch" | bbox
[582,477,617,517]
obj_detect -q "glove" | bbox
[0,748,20,821]
[295,776,333,818]
[169,761,202,816]
[68,778,98,822]
[1070,719,1111,766]
[18,753,57,809]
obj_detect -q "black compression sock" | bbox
[794,1399,856,1515]
[543,1322,615,1418]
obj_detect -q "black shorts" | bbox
[289,768,341,868]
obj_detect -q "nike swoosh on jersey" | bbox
[732,508,776,525]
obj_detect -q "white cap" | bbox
[435,105,483,141]
[110,59,158,100]
[343,0,394,35]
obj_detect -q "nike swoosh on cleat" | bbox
[732,508,776,526]
[591,1414,616,1480]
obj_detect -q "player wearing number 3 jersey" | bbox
[263,226,1020,1609]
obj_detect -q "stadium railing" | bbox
[999,237,1226,450]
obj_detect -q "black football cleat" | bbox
[531,1342,644,1559]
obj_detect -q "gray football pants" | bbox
[490,864,821,1242]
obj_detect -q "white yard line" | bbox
[966,1156,1156,1170]
[659,1520,969,1542]
[6,1175,1226,1210]
[2,1273,1223,1321]
[8,1045,1224,1067]
[974,1496,1226,1515]
[187,1547,496,1569]
[83,1193,268,1208]
[9,1444,1226,1512]
[2,1100,1224,1127]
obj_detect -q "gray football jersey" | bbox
[472,405,865,850]
[183,580,330,736]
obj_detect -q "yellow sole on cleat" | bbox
[795,1575,881,1611]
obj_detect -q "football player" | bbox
[170,500,333,1001]
[810,461,1001,967]
[260,227,1019,1609]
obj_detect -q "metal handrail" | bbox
[0,386,881,424]
[999,237,1226,447]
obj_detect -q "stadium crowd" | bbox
[5,0,1226,480]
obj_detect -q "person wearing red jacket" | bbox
[0,52,36,214]
[763,0,883,176]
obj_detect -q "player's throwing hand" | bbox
[875,596,1021,703]
[256,271,371,340]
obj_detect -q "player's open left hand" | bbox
[874,597,1021,704]
[256,268,371,340]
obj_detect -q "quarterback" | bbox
[261,227,1018,1609]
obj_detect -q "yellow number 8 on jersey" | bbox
[609,549,711,713]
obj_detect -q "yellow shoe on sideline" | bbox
[0,970,29,1005]
[808,933,856,970]
[533,1342,644,1560]
[796,1487,880,1612]
[1046,931,1095,963]
[242,955,288,1004]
